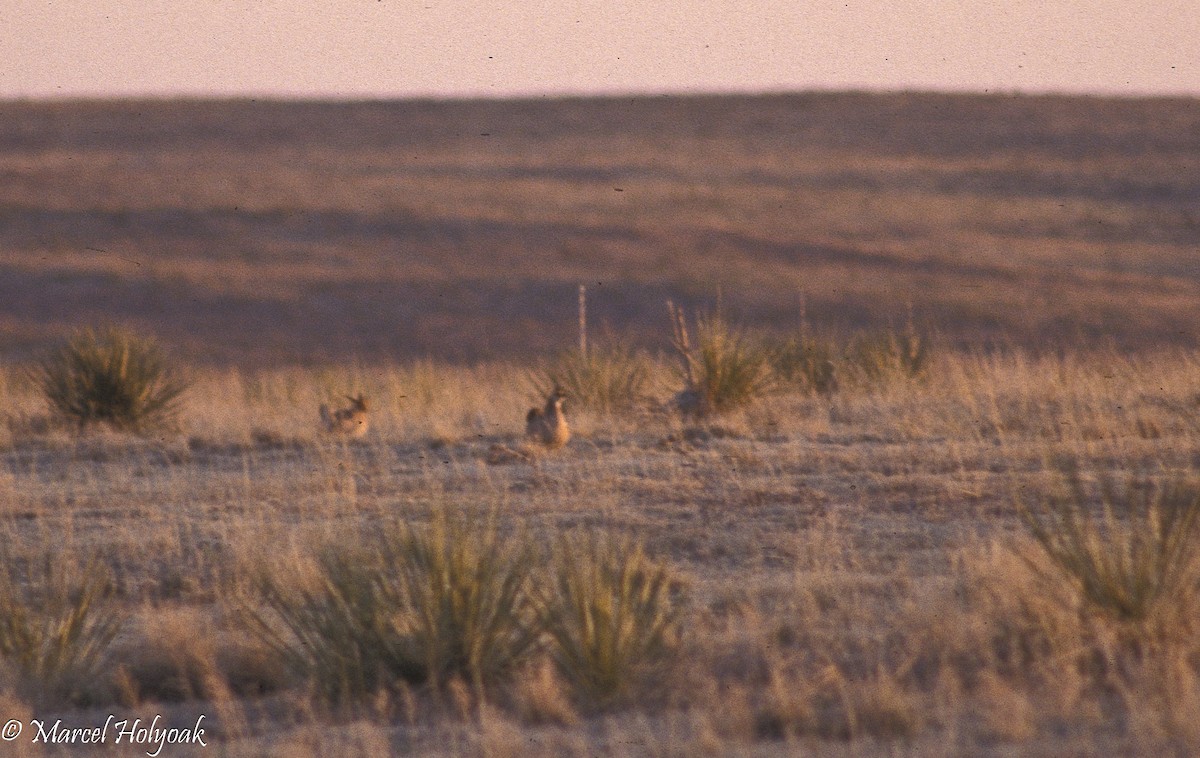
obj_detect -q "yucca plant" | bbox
[668,303,776,416]
[0,559,124,705]
[34,327,190,432]
[1017,463,1200,623]
[532,346,650,414]
[241,547,424,704]
[537,532,683,707]
[243,512,539,703]
[384,509,540,694]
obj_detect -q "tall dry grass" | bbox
[530,346,651,414]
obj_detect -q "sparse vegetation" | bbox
[767,334,840,395]
[767,324,937,395]
[1,92,1199,755]
[33,327,190,432]
[0,350,1198,753]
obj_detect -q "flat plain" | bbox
[2,93,1199,363]
[2,92,1200,756]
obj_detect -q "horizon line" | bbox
[4,83,1199,105]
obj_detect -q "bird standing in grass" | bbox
[319,394,370,437]
[526,386,570,449]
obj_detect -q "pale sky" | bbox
[5,1,1198,99]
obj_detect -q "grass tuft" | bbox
[766,335,840,395]
[241,546,424,704]
[669,304,776,416]
[33,327,191,432]
[1017,462,1200,623]
[384,509,540,694]
[537,532,683,707]
[0,559,124,705]
[847,328,932,385]
[532,346,650,414]
[243,509,539,703]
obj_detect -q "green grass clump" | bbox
[1018,464,1200,623]
[244,509,538,702]
[537,532,683,707]
[533,346,650,414]
[385,509,539,694]
[242,547,424,704]
[34,327,190,432]
[670,305,777,416]
[0,560,123,705]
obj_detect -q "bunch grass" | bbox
[532,346,650,414]
[0,559,123,705]
[383,508,540,694]
[537,532,682,707]
[766,335,840,395]
[241,546,424,704]
[669,303,777,416]
[1017,462,1200,623]
[847,328,932,386]
[33,327,190,432]
[243,509,539,703]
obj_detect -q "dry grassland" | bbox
[1,92,1200,755]
[2,347,1200,755]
